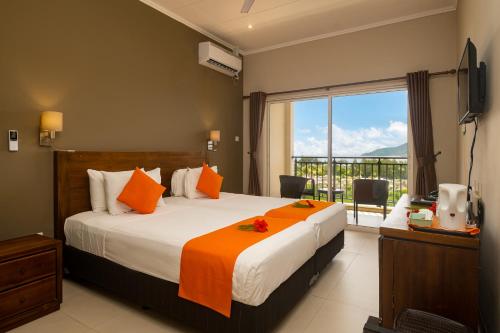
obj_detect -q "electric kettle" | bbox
[437,184,467,230]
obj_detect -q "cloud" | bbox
[387,121,407,136]
[298,128,311,134]
[294,122,407,156]
[294,137,328,156]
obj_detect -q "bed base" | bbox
[64,230,344,333]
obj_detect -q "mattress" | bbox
[64,203,317,307]
[165,193,347,247]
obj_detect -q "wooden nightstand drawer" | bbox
[0,250,56,292]
[0,235,61,332]
[0,276,57,319]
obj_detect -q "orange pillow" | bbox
[196,163,223,199]
[118,168,166,214]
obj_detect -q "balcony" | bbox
[292,156,408,226]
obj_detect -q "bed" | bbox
[54,151,346,333]
[165,192,347,249]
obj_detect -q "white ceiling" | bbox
[141,0,457,55]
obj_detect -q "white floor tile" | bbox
[327,251,379,315]
[273,293,325,333]
[347,211,384,228]
[343,229,376,254]
[310,250,357,298]
[304,300,372,333]
[8,310,95,333]
[61,287,134,329]
[63,278,86,301]
[94,306,195,333]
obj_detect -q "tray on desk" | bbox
[408,224,479,238]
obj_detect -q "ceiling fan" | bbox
[241,0,255,13]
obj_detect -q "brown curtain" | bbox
[407,71,438,195]
[248,91,267,196]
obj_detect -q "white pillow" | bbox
[102,168,167,215]
[87,169,107,212]
[102,170,137,215]
[145,168,166,207]
[171,168,188,197]
[184,166,218,199]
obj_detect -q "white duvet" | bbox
[65,203,317,306]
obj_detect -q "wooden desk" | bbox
[379,195,479,331]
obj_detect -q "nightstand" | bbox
[0,235,62,332]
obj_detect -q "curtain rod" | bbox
[242,69,456,99]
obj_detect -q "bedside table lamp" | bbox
[208,130,220,151]
[40,111,63,146]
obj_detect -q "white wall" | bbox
[242,12,458,191]
[268,102,293,197]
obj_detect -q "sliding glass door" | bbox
[267,88,409,210]
[330,90,408,206]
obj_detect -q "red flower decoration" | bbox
[253,219,269,233]
[430,202,437,215]
[306,200,315,208]
[406,211,411,218]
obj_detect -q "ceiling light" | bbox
[248,24,253,29]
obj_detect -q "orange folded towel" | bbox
[178,216,302,317]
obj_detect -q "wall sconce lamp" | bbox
[208,130,220,151]
[40,111,63,146]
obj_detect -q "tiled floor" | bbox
[347,210,384,228]
[9,230,379,333]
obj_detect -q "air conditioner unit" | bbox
[199,42,242,78]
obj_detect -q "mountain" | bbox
[361,143,407,157]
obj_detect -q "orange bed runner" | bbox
[265,200,334,220]
[178,215,302,317]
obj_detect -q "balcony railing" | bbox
[292,156,408,206]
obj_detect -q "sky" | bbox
[293,90,408,156]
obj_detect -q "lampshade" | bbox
[40,111,63,132]
[210,130,220,142]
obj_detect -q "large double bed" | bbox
[54,151,347,332]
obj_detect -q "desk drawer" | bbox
[0,276,56,319]
[0,250,56,291]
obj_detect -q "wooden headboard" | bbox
[54,151,206,241]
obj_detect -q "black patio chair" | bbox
[353,179,389,224]
[301,178,316,200]
[279,175,308,199]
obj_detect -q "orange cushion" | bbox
[118,168,166,214]
[196,163,223,199]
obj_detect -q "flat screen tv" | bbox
[457,38,486,124]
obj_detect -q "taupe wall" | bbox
[0,0,243,240]
[243,12,458,192]
[457,1,500,331]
